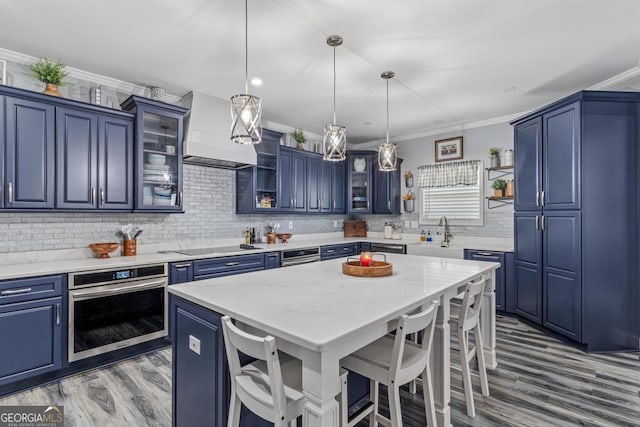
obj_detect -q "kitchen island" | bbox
[168,254,499,427]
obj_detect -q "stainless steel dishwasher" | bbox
[370,242,407,254]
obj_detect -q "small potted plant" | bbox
[491,179,507,197]
[488,147,501,168]
[402,191,416,212]
[404,170,414,187]
[29,57,68,97]
[291,129,306,149]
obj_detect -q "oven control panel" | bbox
[69,264,167,288]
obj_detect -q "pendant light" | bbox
[378,71,397,171]
[322,35,346,161]
[231,0,262,144]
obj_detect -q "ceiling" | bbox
[2,0,640,144]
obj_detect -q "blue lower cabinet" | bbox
[264,252,280,270]
[359,242,372,253]
[169,262,194,285]
[0,297,63,386]
[193,254,265,280]
[464,250,506,312]
[321,243,357,260]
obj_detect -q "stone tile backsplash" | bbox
[0,164,512,253]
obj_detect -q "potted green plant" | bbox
[291,129,306,149]
[29,58,68,97]
[491,179,507,197]
[488,147,501,168]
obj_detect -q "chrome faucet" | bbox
[437,216,452,247]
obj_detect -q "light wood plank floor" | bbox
[1,315,638,426]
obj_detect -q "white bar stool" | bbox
[340,300,440,427]
[221,316,304,427]
[449,275,490,418]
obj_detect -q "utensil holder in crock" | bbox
[267,232,276,244]
[123,239,137,256]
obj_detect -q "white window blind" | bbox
[418,161,483,225]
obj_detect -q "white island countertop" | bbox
[168,253,499,352]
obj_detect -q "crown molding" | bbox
[261,118,323,141]
[588,66,640,90]
[0,47,180,103]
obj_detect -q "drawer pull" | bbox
[478,252,493,256]
[1,287,33,296]
[326,249,335,253]
[173,263,192,268]
[343,247,351,251]
[56,304,61,326]
[225,262,240,266]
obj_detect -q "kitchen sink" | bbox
[406,244,464,259]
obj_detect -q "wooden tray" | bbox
[342,260,393,278]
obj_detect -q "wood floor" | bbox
[1,315,639,426]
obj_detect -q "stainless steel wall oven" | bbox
[68,264,168,362]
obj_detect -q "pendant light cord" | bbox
[244,0,249,94]
[333,46,337,125]
[386,78,390,143]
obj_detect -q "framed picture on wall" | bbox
[435,136,463,162]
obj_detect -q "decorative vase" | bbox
[505,180,514,197]
[296,143,305,150]
[490,155,500,168]
[404,199,415,213]
[405,177,414,187]
[42,83,62,97]
[493,188,504,197]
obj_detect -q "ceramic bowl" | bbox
[276,233,292,243]
[153,186,172,196]
[147,153,166,165]
[89,242,120,259]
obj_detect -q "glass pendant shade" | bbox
[231,93,262,144]
[378,142,398,171]
[323,124,346,161]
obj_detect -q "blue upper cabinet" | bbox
[331,161,345,213]
[319,160,332,212]
[278,147,293,211]
[347,152,373,214]
[306,156,321,212]
[5,96,55,209]
[513,117,542,211]
[292,151,307,212]
[56,107,133,210]
[543,102,580,210]
[373,159,402,215]
[121,96,187,212]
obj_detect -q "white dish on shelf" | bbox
[148,153,166,165]
[154,186,172,196]
[144,163,171,170]
[353,158,366,172]
[153,195,172,205]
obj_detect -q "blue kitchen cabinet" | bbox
[543,211,581,340]
[504,252,516,314]
[0,275,64,386]
[513,117,542,211]
[358,242,372,253]
[464,250,506,312]
[321,243,357,260]
[331,161,346,213]
[5,96,55,209]
[514,212,543,324]
[306,155,321,212]
[264,252,280,270]
[0,95,3,209]
[121,96,187,212]
[319,160,332,212]
[277,147,307,212]
[373,159,402,215]
[542,102,581,210]
[277,148,293,211]
[193,254,265,280]
[56,107,134,210]
[169,262,194,285]
[347,152,373,214]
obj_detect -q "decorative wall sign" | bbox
[435,136,463,162]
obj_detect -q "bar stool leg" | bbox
[458,328,475,418]
[228,393,241,427]
[388,385,403,427]
[475,325,490,396]
[422,365,436,426]
[370,380,379,427]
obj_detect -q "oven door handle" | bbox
[71,279,166,301]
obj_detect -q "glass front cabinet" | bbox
[122,96,188,211]
[347,151,374,214]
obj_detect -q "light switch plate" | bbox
[334,220,338,227]
[189,335,201,355]
[288,221,293,229]
[404,220,411,228]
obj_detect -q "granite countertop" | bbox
[0,232,513,281]
[168,254,500,351]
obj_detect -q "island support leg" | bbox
[481,270,497,370]
[432,291,452,427]
[301,349,340,427]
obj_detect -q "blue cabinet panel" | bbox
[504,252,516,314]
[542,102,580,210]
[0,275,63,305]
[5,96,55,208]
[319,160,332,212]
[514,212,542,324]
[331,161,346,213]
[0,297,63,386]
[347,152,373,214]
[515,264,542,324]
[169,262,194,285]
[99,115,134,210]
[513,117,542,211]
[321,243,357,260]
[514,213,540,265]
[292,152,306,212]
[193,254,265,280]
[0,96,4,209]
[465,250,506,312]
[278,149,293,211]
[55,107,98,209]
[264,252,280,270]
[359,242,372,253]
[306,156,320,212]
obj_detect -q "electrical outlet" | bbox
[404,220,411,228]
[288,221,293,229]
[189,335,201,355]
[334,220,338,227]
[411,220,419,228]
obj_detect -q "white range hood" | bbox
[179,91,257,169]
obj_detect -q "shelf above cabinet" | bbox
[486,165,514,180]
[486,196,513,209]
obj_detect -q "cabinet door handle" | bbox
[342,247,350,251]
[478,252,494,256]
[8,181,13,204]
[535,215,539,230]
[173,263,192,268]
[91,187,96,205]
[56,303,61,326]
[535,191,539,207]
[388,200,391,210]
[541,215,545,231]
[1,287,32,296]
[366,201,370,210]
[333,200,336,210]
[326,249,335,253]
[179,191,183,206]
[100,188,105,205]
[541,191,545,206]
[225,262,240,266]
[290,198,293,207]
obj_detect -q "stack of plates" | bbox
[152,186,173,205]
[144,163,172,183]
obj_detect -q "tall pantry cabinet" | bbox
[512,91,639,351]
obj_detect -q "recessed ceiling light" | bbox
[504,86,517,93]
[250,77,263,86]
